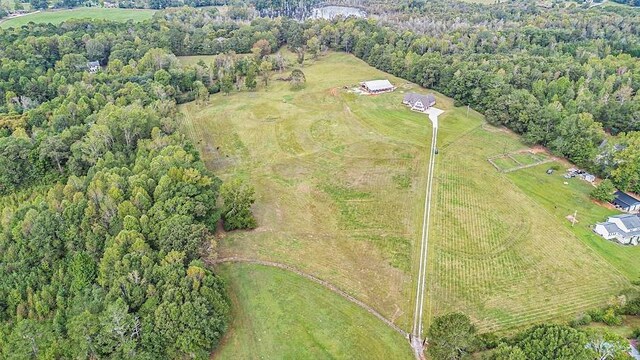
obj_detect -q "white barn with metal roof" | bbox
[360,79,395,94]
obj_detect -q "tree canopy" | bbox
[427,313,477,360]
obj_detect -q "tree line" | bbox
[428,310,638,359]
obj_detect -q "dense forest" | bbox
[0,7,250,358]
[2,0,640,357]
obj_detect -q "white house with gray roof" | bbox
[594,214,640,245]
[402,93,436,113]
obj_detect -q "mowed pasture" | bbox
[0,8,155,28]
[508,164,640,281]
[426,113,632,332]
[181,52,434,329]
[213,263,413,360]
[181,52,636,336]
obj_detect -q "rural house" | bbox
[360,80,395,94]
[402,93,436,113]
[594,214,640,245]
[612,190,640,212]
[87,61,100,73]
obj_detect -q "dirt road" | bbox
[411,107,443,358]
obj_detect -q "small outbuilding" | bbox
[402,93,436,113]
[87,61,100,73]
[360,80,395,94]
[613,190,640,212]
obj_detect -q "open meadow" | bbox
[180,52,637,340]
[181,52,433,330]
[213,263,413,360]
[0,8,155,28]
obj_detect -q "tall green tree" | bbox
[220,178,256,231]
[427,313,477,360]
[515,324,590,360]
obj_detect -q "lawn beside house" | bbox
[507,165,640,280]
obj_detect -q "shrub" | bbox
[289,69,306,90]
[587,308,604,322]
[569,313,592,327]
[623,297,640,316]
[602,308,622,326]
[477,332,500,350]
[590,179,615,203]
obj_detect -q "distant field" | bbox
[177,55,219,67]
[178,54,251,67]
[0,8,155,28]
[0,0,30,11]
[214,263,413,360]
[426,111,631,333]
[181,52,432,329]
[455,0,506,4]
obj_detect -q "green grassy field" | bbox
[181,53,433,329]
[181,52,638,338]
[0,0,30,11]
[426,114,632,333]
[177,55,219,67]
[214,263,413,360]
[507,165,640,281]
[178,54,252,67]
[454,0,506,4]
[0,8,155,28]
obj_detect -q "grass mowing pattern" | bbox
[0,8,155,28]
[426,113,631,333]
[214,263,413,360]
[508,165,640,281]
[181,53,435,329]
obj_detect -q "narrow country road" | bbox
[411,107,443,359]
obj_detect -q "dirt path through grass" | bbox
[411,107,442,359]
[207,257,410,338]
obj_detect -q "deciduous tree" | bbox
[427,313,477,360]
